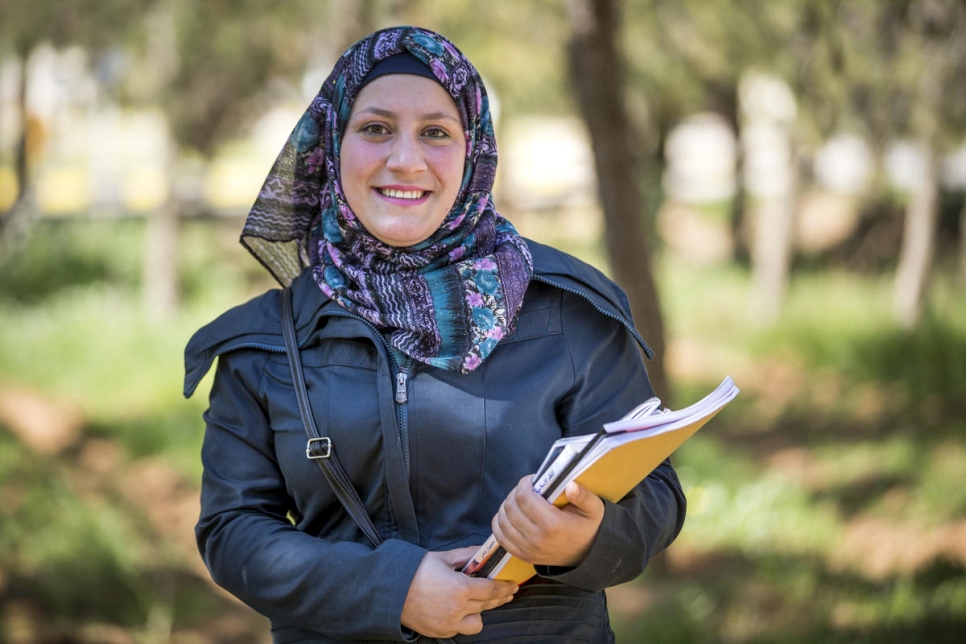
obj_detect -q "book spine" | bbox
[532,444,578,496]
[463,442,584,578]
[539,431,604,502]
[461,537,506,577]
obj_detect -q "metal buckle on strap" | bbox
[306,437,332,460]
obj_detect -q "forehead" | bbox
[349,74,461,121]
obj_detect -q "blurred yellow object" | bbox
[121,166,169,212]
[0,166,16,211]
[204,157,265,212]
[36,166,90,215]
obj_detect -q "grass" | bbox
[0,218,964,642]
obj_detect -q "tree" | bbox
[881,2,965,328]
[620,1,822,326]
[565,0,671,403]
[786,0,966,327]
[619,0,966,328]
[0,0,148,255]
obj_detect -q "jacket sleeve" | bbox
[195,348,426,640]
[533,291,687,591]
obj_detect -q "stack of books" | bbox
[462,376,740,583]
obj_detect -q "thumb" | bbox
[437,545,483,569]
[564,481,595,512]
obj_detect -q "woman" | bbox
[184,26,685,643]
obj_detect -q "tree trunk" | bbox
[143,162,180,318]
[141,1,180,318]
[565,0,670,404]
[738,72,799,325]
[749,163,797,324]
[13,52,28,208]
[1,51,37,260]
[959,194,966,285]
[893,150,938,329]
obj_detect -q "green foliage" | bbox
[416,0,573,116]
[0,0,150,56]
[133,0,320,155]
[0,220,231,478]
[756,270,966,422]
[616,552,966,643]
[0,220,242,637]
[620,0,966,148]
[0,219,142,304]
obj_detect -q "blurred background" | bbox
[1,0,964,642]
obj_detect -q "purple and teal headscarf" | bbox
[240,26,533,373]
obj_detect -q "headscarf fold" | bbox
[240,26,533,373]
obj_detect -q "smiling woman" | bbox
[184,25,685,644]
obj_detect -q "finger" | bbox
[462,571,517,595]
[466,580,518,610]
[563,482,605,520]
[437,545,485,568]
[469,592,516,612]
[501,489,544,531]
[505,475,536,510]
[457,613,484,636]
[564,481,592,512]
[509,477,562,523]
[492,506,532,558]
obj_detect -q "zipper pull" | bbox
[395,371,408,404]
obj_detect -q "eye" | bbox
[360,123,390,136]
[423,126,452,140]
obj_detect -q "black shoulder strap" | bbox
[281,287,458,644]
[280,286,383,548]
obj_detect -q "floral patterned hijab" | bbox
[240,27,533,373]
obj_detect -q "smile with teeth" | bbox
[378,188,426,200]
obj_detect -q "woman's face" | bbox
[340,74,466,248]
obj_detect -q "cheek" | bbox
[339,141,378,188]
[429,148,467,188]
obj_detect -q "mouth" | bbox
[377,188,428,200]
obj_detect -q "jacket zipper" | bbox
[395,371,408,404]
[394,358,413,475]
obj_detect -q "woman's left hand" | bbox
[491,476,605,568]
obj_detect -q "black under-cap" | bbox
[360,52,442,88]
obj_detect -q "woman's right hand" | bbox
[401,545,518,638]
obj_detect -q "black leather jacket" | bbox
[184,239,686,643]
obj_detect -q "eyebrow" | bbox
[353,106,461,124]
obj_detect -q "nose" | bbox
[386,132,426,175]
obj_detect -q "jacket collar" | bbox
[182,270,331,397]
[525,239,634,320]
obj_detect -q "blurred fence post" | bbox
[739,72,798,325]
[143,139,179,318]
[892,143,938,329]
